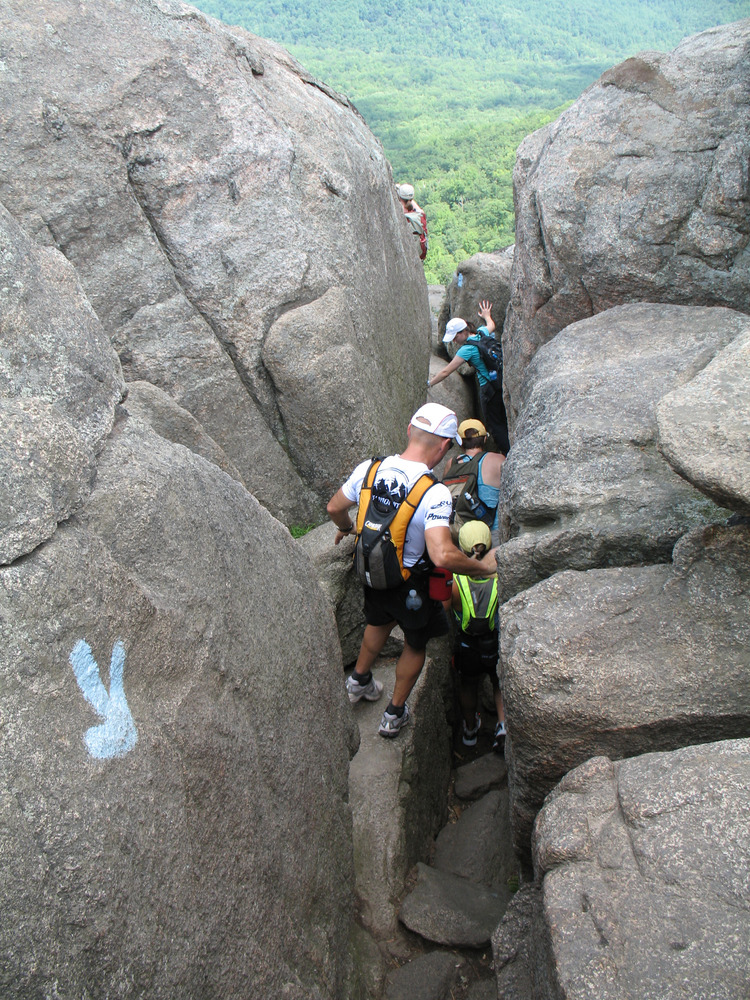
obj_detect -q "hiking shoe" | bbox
[493,721,507,753]
[378,703,411,738]
[461,713,481,747]
[345,673,384,704]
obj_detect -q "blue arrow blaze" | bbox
[69,639,138,759]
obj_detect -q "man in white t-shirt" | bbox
[327,403,498,738]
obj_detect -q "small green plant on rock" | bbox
[289,524,317,539]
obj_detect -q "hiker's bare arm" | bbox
[428,353,464,388]
[478,300,496,334]
[425,526,498,577]
[482,451,506,487]
[327,488,356,545]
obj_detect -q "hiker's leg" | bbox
[491,669,505,724]
[458,674,479,729]
[353,622,396,678]
[390,642,427,708]
[480,382,509,455]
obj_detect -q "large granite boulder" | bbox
[0,191,357,999]
[123,379,244,481]
[0,204,125,563]
[657,328,750,515]
[496,303,747,602]
[500,522,750,865]
[0,0,431,524]
[438,248,514,342]
[525,741,750,999]
[504,19,750,423]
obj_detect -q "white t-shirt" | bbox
[342,455,452,568]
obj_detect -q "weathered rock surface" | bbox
[399,863,512,948]
[433,790,515,891]
[349,661,451,939]
[0,204,124,564]
[504,20,750,422]
[500,522,750,864]
[385,950,466,1000]
[465,979,500,1000]
[124,380,243,481]
[530,742,750,999]
[0,407,357,998]
[453,752,507,801]
[491,883,538,1000]
[0,0,431,523]
[438,248,514,341]
[496,303,746,602]
[347,923,387,1000]
[1,161,358,997]
[657,328,750,515]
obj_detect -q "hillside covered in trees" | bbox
[192,0,750,281]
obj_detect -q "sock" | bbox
[353,670,372,686]
[386,702,404,717]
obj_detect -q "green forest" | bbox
[192,0,750,282]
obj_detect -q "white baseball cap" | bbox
[443,318,468,343]
[410,403,462,444]
[397,183,415,201]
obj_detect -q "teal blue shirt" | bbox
[456,325,495,385]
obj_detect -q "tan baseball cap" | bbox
[458,418,487,438]
[458,520,492,555]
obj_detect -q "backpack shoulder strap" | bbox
[355,458,383,537]
[388,472,437,578]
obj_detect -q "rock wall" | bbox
[0,0,431,525]
[503,19,750,425]
[501,522,750,864]
[496,302,748,602]
[492,21,750,997]
[0,200,359,1000]
[495,740,750,999]
[437,248,514,342]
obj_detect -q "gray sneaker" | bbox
[378,703,411,738]
[462,713,481,747]
[493,720,507,754]
[345,673,384,704]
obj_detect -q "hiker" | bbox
[450,520,506,752]
[397,182,428,261]
[428,300,510,454]
[327,402,498,738]
[442,418,505,544]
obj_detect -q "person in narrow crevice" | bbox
[449,520,506,752]
[442,418,505,544]
[327,403,498,738]
[429,300,509,455]
[397,182,428,261]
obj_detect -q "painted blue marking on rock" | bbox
[69,639,138,759]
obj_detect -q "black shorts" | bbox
[363,578,449,651]
[453,630,499,680]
